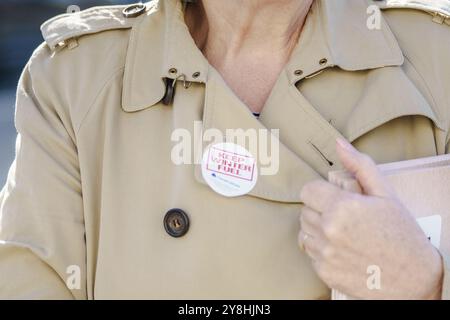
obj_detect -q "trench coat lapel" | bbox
[194,67,323,203]
[259,71,346,180]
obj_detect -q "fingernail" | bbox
[336,137,354,152]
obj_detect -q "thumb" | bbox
[335,138,393,198]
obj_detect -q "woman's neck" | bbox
[185,0,313,113]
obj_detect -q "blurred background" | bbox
[0,0,136,185]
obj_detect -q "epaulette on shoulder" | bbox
[40,2,154,51]
[374,0,450,25]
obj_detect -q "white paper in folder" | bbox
[327,154,450,300]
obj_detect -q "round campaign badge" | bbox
[201,142,258,197]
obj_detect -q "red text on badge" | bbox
[206,147,256,181]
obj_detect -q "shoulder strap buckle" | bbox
[432,11,450,24]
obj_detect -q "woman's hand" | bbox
[298,138,443,299]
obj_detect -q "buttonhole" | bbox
[308,141,334,167]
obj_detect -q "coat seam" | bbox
[75,67,125,136]
[401,53,449,145]
[403,55,441,124]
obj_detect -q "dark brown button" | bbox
[122,4,146,18]
[164,209,190,238]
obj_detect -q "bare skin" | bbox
[185,0,313,114]
[185,0,444,299]
[299,139,443,299]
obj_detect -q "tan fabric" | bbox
[1,0,450,299]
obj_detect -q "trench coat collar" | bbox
[122,0,208,112]
[121,0,404,111]
[285,0,404,84]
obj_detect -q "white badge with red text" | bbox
[201,142,258,197]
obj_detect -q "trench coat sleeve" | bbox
[0,57,86,299]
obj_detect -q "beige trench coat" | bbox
[1,0,450,299]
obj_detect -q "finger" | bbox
[298,230,316,257]
[300,180,347,213]
[298,230,307,252]
[300,206,322,234]
[336,138,394,198]
[298,230,325,261]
